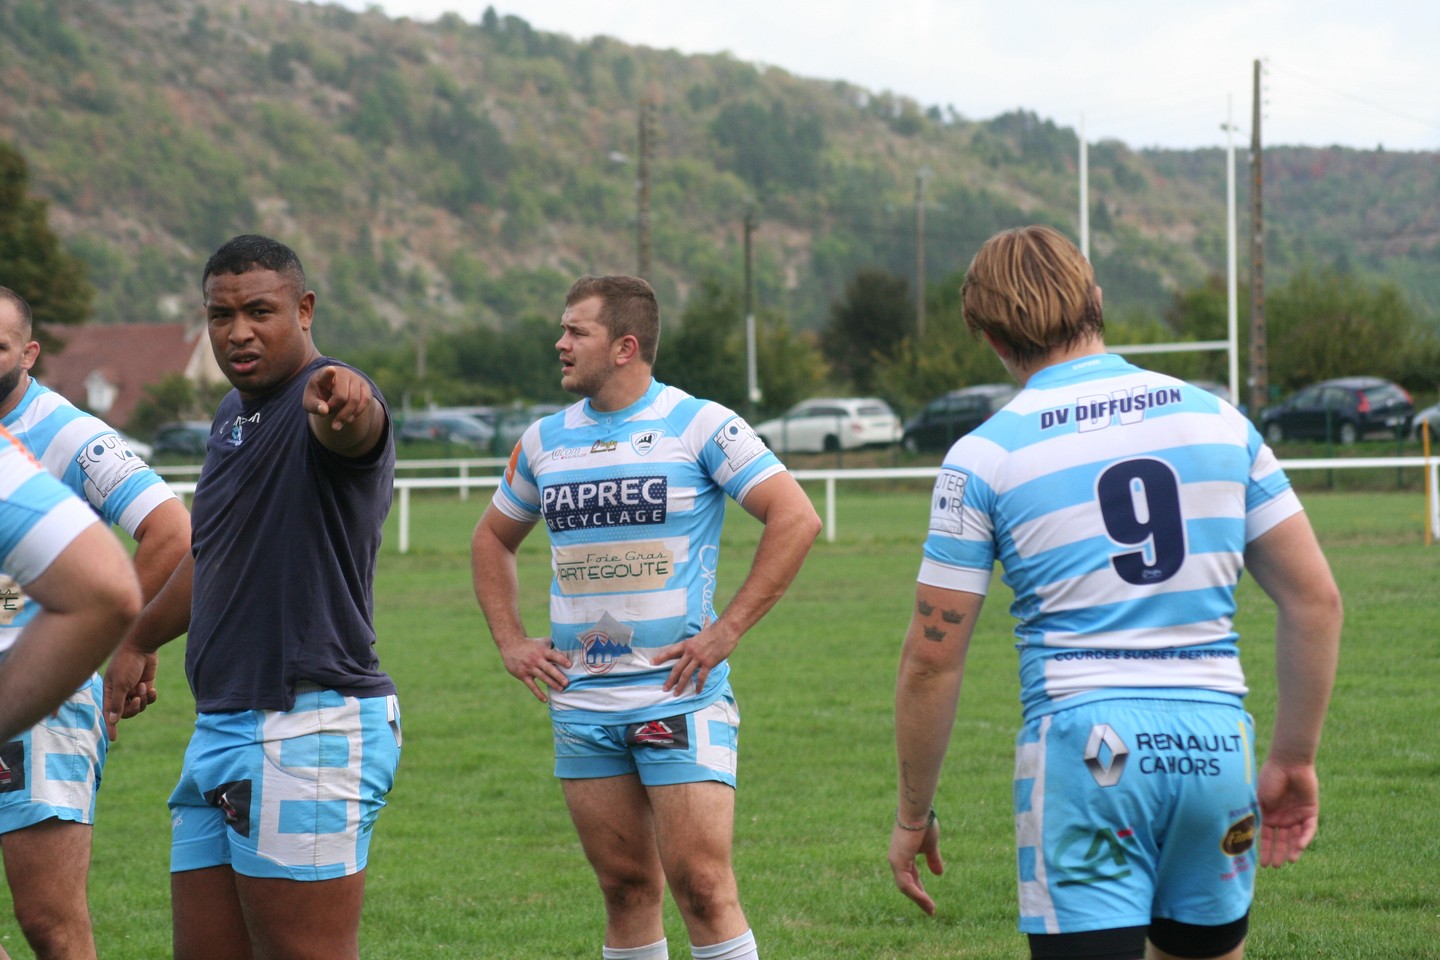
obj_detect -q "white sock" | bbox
[691,929,758,960]
[603,938,669,960]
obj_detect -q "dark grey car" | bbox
[1260,376,1412,445]
[902,384,1018,453]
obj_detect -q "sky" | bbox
[338,0,1440,151]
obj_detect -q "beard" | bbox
[0,365,24,404]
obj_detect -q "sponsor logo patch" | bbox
[75,432,148,498]
[1053,825,1138,887]
[1221,813,1257,856]
[0,575,25,627]
[203,779,253,837]
[625,715,690,749]
[578,612,634,675]
[929,469,968,535]
[1084,724,1130,787]
[0,741,27,792]
[712,417,766,471]
[541,476,667,532]
[554,541,675,595]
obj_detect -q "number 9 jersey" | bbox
[919,354,1302,721]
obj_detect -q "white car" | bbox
[753,397,902,454]
[1410,400,1440,442]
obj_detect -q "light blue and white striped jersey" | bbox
[919,354,1302,721]
[0,429,98,612]
[0,379,176,652]
[492,379,784,724]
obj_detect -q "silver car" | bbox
[753,398,902,454]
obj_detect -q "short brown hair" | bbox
[0,286,33,334]
[566,275,660,364]
[960,225,1103,368]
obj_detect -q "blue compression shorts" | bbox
[1015,698,1258,935]
[169,685,402,880]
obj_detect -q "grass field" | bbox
[2,483,1436,958]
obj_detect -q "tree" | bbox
[0,142,93,347]
[658,278,823,415]
[825,270,914,394]
[1266,264,1423,392]
[127,374,227,438]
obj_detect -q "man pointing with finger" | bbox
[105,235,400,960]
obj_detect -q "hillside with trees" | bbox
[2,0,1438,420]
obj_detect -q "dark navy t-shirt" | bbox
[186,357,397,712]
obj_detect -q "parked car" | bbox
[1260,376,1413,445]
[1410,400,1440,442]
[397,412,496,452]
[753,398,902,454]
[902,384,1019,453]
[153,421,212,457]
[493,403,565,451]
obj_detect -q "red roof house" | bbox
[37,323,223,430]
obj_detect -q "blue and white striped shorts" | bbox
[553,690,740,787]
[0,673,106,833]
[169,685,401,880]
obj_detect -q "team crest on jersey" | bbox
[630,428,665,456]
[228,412,260,447]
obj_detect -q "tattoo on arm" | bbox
[900,761,925,808]
[923,625,946,643]
[917,598,934,616]
[941,609,966,625]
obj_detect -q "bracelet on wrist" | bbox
[895,807,937,831]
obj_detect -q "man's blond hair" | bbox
[961,225,1103,367]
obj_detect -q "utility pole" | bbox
[1223,96,1240,408]
[915,167,930,340]
[1078,113,1089,260]
[636,97,654,278]
[1248,59,1267,417]
[743,206,760,410]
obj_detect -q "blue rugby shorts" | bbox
[169,685,401,880]
[1014,697,1258,935]
[553,691,740,787]
[0,673,106,833]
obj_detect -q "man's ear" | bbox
[613,333,640,366]
[22,340,40,371]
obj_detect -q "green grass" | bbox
[2,486,1436,958]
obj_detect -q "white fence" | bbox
[162,455,1440,553]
